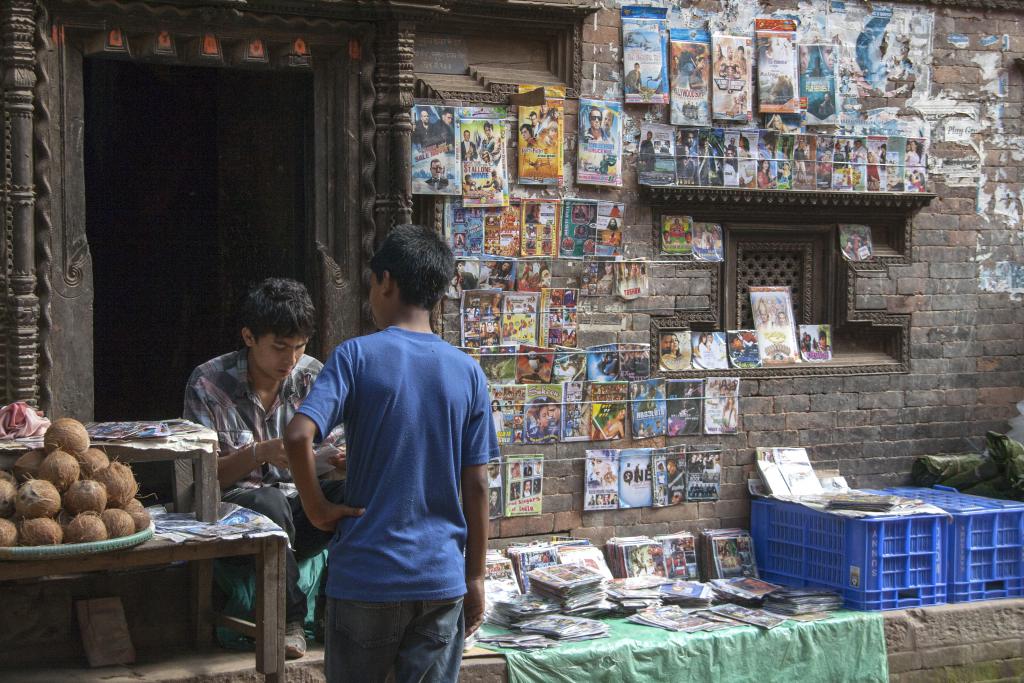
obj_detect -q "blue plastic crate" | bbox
[752,497,947,611]
[877,486,1024,603]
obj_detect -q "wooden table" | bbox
[0,534,287,682]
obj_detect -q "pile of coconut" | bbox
[0,418,151,547]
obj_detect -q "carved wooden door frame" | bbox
[26,3,375,417]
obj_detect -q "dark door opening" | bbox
[84,60,313,421]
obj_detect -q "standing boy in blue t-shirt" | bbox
[284,224,498,683]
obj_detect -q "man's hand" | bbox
[307,500,364,533]
[257,439,291,470]
[464,576,485,636]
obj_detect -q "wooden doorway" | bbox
[83,60,313,420]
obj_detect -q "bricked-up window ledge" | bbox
[654,351,906,380]
[642,186,936,210]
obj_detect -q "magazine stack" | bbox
[515,615,610,642]
[710,577,781,606]
[699,528,759,579]
[488,594,560,628]
[606,536,666,578]
[527,564,608,612]
[764,588,843,616]
[658,580,714,608]
[605,576,667,613]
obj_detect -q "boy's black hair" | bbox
[239,277,316,340]
[369,224,454,309]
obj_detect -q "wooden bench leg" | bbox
[190,559,215,647]
[256,536,286,682]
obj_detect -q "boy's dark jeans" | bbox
[324,596,465,683]
[222,480,346,623]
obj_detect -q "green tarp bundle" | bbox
[912,432,1024,501]
[213,550,326,649]
[480,611,887,683]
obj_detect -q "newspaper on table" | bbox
[150,503,287,543]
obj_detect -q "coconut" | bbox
[15,479,61,519]
[0,469,14,485]
[76,447,110,478]
[19,517,63,546]
[93,462,138,508]
[101,508,135,538]
[43,418,90,457]
[126,504,150,532]
[13,449,46,483]
[0,518,17,546]
[64,479,107,516]
[38,449,80,493]
[64,512,108,544]
[0,479,16,518]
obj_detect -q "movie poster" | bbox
[755,20,799,115]
[686,449,722,500]
[487,458,503,519]
[727,330,761,369]
[711,34,753,122]
[676,127,701,186]
[669,28,711,126]
[866,136,888,192]
[478,259,517,292]
[479,344,517,385]
[482,205,521,257]
[661,214,693,255]
[703,377,739,436]
[905,138,928,192]
[553,349,586,383]
[445,198,484,257]
[587,344,620,382]
[815,134,834,190]
[749,286,801,365]
[562,381,590,442]
[622,6,669,104]
[447,259,480,300]
[638,122,677,186]
[520,199,559,258]
[793,134,817,190]
[652,450,687,508]
[524,384,563,445]
[691,331,729,370]
[886,136,907,192]
[517,85,564,186]
[618,343,651,381]
[595,201,625,257]
[457,107,509,207]
[658,330,692,371]
[585,450,620,510]
[460,289,502,348]
[666,379,702,436]
[539,287,578,348]
[618,449,654,508]
[559,198,597,258]
[692,222,723,262]
[615,261,649,300]
[411,105,460,195]
[799,45,837,126]
[630,378,667,439]
[504,454,543,516]
[501,291,539,346]
[839,224,873,261]
[580,261,616,296]
[577,99,623,187]
[589,381,628,441]
[798,324,833,362]
[491,384,526,445]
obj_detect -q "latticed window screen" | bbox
[735,242,813,328]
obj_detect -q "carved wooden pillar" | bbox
[2,0,38,405]
[373,20,414,237]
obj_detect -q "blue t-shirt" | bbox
[297,326,499,602]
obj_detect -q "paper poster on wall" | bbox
[703,377,739,436]
[755,20,799,114]
[559,199,597,259]
[622,6,669,104]
[661,214,693,256]
[577,99,623,187]
[618,449,654,508]
[491,384,526,445]
[711,34,753,122]
[517,85,564,186]
[799,44,837,125]
[482,205,521,257]
[595,201,625,257]
[638,122,677,186]
[692,222,723,262]
[658,330,692,372]
[411,105,461,195]
[444,198,484,257]
[562,380,590,441]
[520,199,560,258]
[798,324,833,362]
[457,108,509,207]
[524,384,562,445]
[669,28,711,126]
[585,450,620,510]
[504,454,543,516]
[839,224,873,261]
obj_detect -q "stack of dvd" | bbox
[606,536,665,578]
[515,615,610,642]
[659,580,714,608]
[488,594,560,628]
[764,587,843,615]
[605,576,667,613]
[699,528,759,580]
[627,605,715,632]
[710,577,781,606]
[527,564,607,611]
[476,632,559,650]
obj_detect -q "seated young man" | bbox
[284,224,497,682]
[183,277,356,659]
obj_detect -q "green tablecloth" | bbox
[479,610,887,683]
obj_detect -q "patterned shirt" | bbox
[183,348,332,489]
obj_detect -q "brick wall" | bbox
[441,0,1024,544]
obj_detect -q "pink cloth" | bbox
[0,401,50,439]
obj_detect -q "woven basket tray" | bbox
[0,525,153,561]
